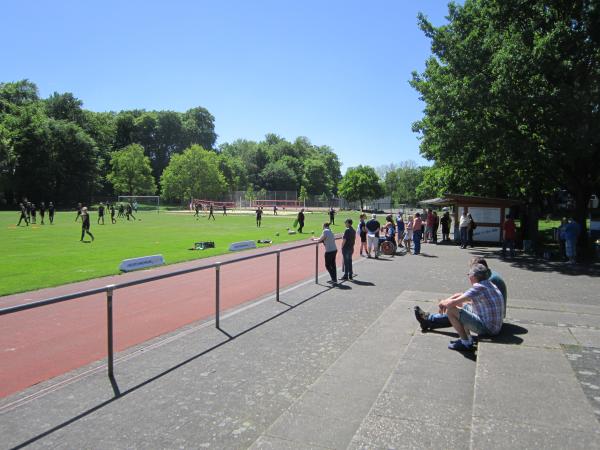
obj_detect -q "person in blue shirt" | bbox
[413,257,507,331]
[561,217,581,265]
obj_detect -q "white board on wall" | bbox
[468,207,501,224]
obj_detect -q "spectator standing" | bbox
[365,214,381,258]
[329,207,336,225]
[396,214,405,248]
[425,209,434,242]
[341,219,356,280]
[440,211,452,241]
[562,218,581,265]
[459,212,469,249]
[557,217,567,260]
[413,213,423,255]
[502,215,517,258]
[404,215,413,253]
[313,223,338,284]
[357,214,368,256]
[467,213,476,247]
[432,211,439,243]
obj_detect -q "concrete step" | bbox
[347,324,477,449]
[250,291,429,449]
[470,341,600,449]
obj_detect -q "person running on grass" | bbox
[110,204,116,224]
[98,202,105,225]
[17,203,29,226]
[39,202,46,225]
[48,202,55,224]
[30,203,37,224]
[208,203,215,220]
[80,207,94,242]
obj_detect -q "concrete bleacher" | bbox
[2,244,599,449]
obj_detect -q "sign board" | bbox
[229,240,257,252]
[468,207,501,224]
[473,226,501,242]
[119,254,164,272]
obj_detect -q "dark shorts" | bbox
[360,232,367,243]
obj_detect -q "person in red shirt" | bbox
[502,215,516,258]
[413,213,423,255]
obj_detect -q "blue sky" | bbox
[2,0,451,171]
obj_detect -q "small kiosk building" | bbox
[419,194,520,243]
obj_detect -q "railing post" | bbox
[106,285,115,378]
[276,250,281,302]
[215,263,221,328]
[315,243,319,284]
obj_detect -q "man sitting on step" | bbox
[416,263,504,351]
[414,257,507,334]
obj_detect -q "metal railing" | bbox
[0,237,340,379]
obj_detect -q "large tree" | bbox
[160,145,227,203]
[107,144,156,195]
[411,0,600,240]
[338,165,384,210]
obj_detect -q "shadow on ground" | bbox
[469,248,600,277]
[10,283,342,449]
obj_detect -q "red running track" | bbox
[0,241,356,398]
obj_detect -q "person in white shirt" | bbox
[313,222,338,284]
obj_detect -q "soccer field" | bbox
[0,209,347,296]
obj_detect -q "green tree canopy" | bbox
[338,165,384,210]
[107,144,156,196]
[380,161,426,206]
[160,145,227,203]
[411,0,600,235]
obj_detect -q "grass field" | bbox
[0,210,348,296]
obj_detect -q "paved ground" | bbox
[0,238,348,397]
[1,241,599,449]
